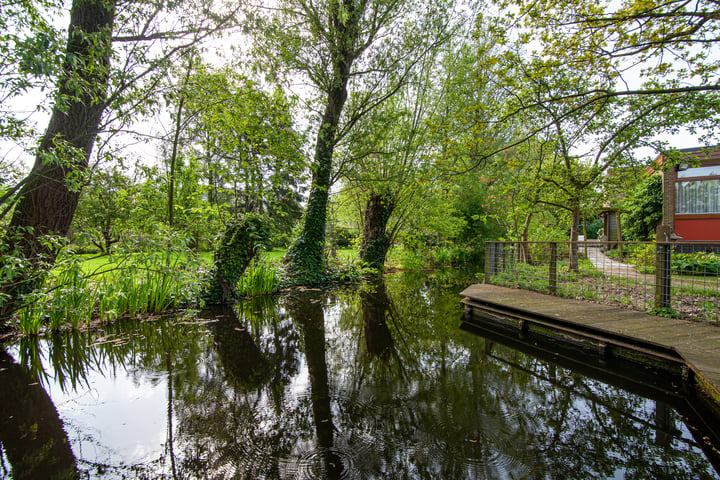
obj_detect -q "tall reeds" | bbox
[12,230,204,335]
[236,260,281,297]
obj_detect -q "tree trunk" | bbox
[519,212,533,265]
[359,192,396,270]
[284,76,350,282]
[168,57,194,227]
[0,0,116,320]
[569,201,581,273]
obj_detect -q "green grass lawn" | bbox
[72,248,357,277]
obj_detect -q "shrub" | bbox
[671,252,720,276]
[203,214,273,303]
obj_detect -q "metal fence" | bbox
[485,241,720,325]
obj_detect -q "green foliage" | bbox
[429,244,485,267]
[328,226,357,249]
[622,175,663,241]
[387,245,425,271]
[647,306,682,319]
[236,260,282,297]
[11,229,204,334]
[0,228,65,317]
[203,214,273,303]
[45,255,96,330]
[0,0,64,143]
[72,165,133,253]
[582,217,603,240]
[672,252,720,276]
[179,63,306,229]
[616,243,657,274]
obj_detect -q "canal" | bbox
[0,269,718,479]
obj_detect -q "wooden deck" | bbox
[460,284,720,406]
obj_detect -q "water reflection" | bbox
[0,349,79,480]
[361,280,396,360]
[0,270,717,479]
[286,291,344,478]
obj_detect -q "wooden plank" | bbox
[461,283,720,403]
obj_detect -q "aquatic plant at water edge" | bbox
[12,229,205,334]
[236,260,282,297]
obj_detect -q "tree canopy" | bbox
[1,0,720,320]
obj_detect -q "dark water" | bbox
[1,270,719,479]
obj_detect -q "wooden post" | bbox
[617,212,624,261]
[549,242,558,295]
[485,242,495,283]
[583,214,588,258]
[655,225,672,310]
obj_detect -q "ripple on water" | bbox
[260,388,540,478]
[410,403,540,477]
[296,447,356,480]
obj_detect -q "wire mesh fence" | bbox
[485,241,720,325]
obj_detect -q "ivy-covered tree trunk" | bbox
[359,192,396,270]
[284,72,350,283]
[0,0,116,320]
[202,214,271,303]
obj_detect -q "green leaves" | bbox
[488,0,720,141]
[204,213,273,303]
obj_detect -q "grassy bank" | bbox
[11,247,359,336]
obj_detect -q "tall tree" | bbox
[0,0,238,320]
[487,0,720,148]
[72,165,133,253]
[1,0,117,318]
[172,63,307,239]
[481,33,667,268]
[255,0,457,283]
[340,69,438,269]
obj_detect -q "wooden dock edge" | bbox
[460,294,720,416]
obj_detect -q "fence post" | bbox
[655,225,672,310]
[549,242,557,295]
[485,242,495,283]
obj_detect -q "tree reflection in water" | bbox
[0,270,717,479]
[0,349,79,480]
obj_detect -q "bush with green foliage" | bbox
[329,225,357,248]
[582,217,603,239]
[671,252,720,276]
[622,174,663,241]
[203,214,273,303]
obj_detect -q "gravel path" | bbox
[585,246,648,280]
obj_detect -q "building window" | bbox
[676,179,720,214]
[677,165,720,178]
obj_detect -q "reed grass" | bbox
[236,260,282,297]
[13,232,205,335]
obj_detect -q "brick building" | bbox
[659,146,720,241]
